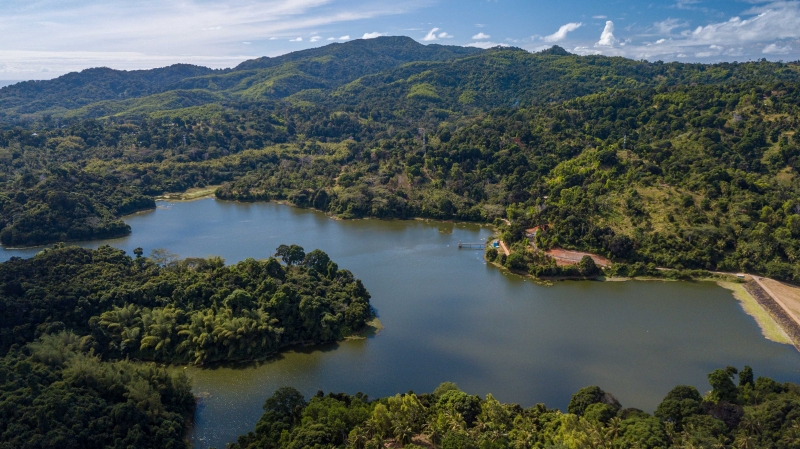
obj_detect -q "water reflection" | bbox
[3,199,799,449]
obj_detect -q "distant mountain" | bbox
[0,37,481,119]
[0,81,22,89]
[233,36,480,71]
[5,37,796,123]
[0,65,218,116]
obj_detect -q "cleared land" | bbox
[545,248,611,267]
[156,185,220,201]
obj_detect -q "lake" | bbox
[3,198,799,449]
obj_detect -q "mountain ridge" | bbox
[0,36,482,119]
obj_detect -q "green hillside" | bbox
[0,37,798,281]
[0,37,480,119]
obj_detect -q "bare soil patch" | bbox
[545,248,611,267]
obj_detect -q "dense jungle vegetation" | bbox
[0,244,371,447]
[229,367,800,449]
[0,37,799,284]
[0,332,195,449]
[0,244,371,364]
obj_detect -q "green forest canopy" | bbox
[230,367,800,449]
[0,37,798,283]
[0,244,372,448]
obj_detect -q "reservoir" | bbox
[2,198,799,448]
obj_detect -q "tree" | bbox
[738,366,754,387]
[655,385,702,429]
[568,386,620,416]
[578,255,600,276]
[150,248,178,267]
[249,387,308,447]
[708,368,738,403]
[505,253,526,270]
[303,249,331,273]
[224,289,254,314]
[276,244,306,265]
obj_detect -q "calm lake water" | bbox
[3,198,799,449]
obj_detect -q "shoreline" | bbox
[716,281,793,346]
[486,257,798,349]
[169,318,384,371]
[155,185,221,202]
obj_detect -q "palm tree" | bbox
[734,432,757,449]
[392,420,414,447]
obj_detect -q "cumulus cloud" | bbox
[289,37,303,42]
[543,22,583,42]
[763,43,792,54]
[592,15,607,19]
[310,36,321,42]
[467,41,510,49]
[421,28,453,41]
[573,2,800,61]
[0,0,428,78]
[472,32,491,40]
[423,28,439,41]
[362,32,386,39]
[596,21,617,46]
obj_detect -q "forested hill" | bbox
[0,243,371,447]
[0,244,371,363]
[0,36,480,119]
[0,64,218,116]
[0,37,799,282]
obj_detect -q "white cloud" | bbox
[674,0,701,10]
[422,28,453,41]
[596,21,617,46]
[592,15,607,19]
[543,22,583,43]
[0,0,429,78]
[475,24,485,28]
[362,32,385,39]
[310,36,321,42]
[763,43,792,54]
[653,18,688,34]
[472,32,491,40]
[289,37,303,42]
[574,2,800,61]
[423,28,440,41]
[466,41,510,49]
[686,6,800,45]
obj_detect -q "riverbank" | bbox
[485,256,798,349]
[155,185,221,201]
[742,280,800,351]
[717,281,793,346]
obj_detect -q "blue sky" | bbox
[1,0,798,80]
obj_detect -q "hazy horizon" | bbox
[1,0,799,82]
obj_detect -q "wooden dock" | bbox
[458,242,486,249]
